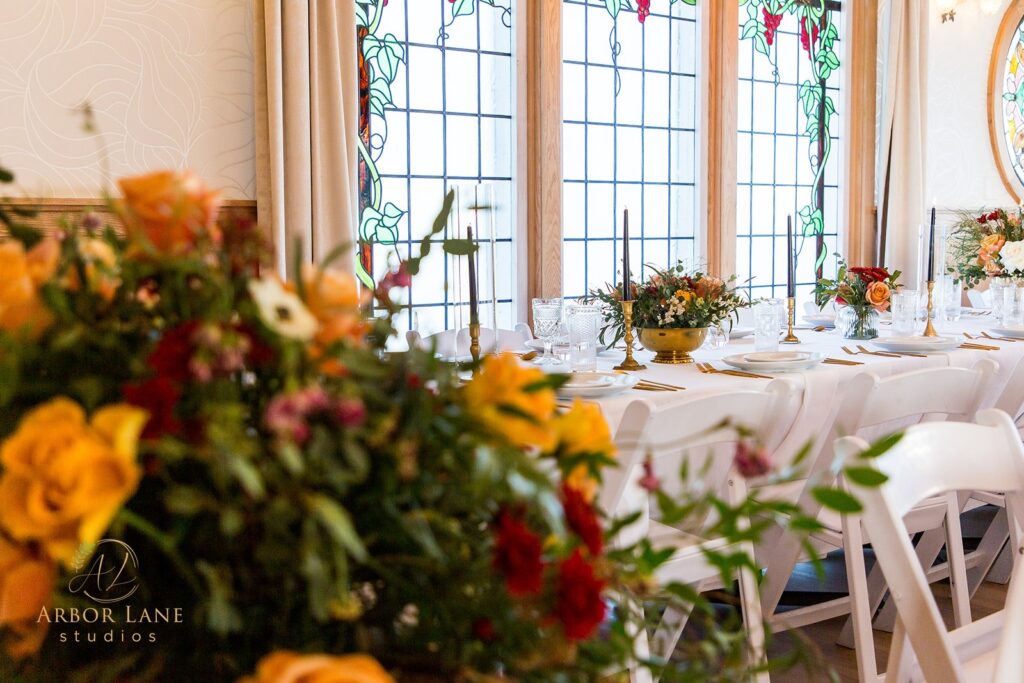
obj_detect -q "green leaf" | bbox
[442,238,479,256]
[0,167,13,183]
[604,0,622,18]
[859,432,904,460]
[844,466,888,488]
[452,0,476,17]
[811,486,863,514]
[307,494,368,562]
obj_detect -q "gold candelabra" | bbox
[922,280,938,337]
[469,322,482,369]
[614,300,646,371]
[781,296,801,344]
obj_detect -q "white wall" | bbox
[0,0,254,200]
[927,0,1016,210]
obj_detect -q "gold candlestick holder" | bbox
[614,300,646,371]
[469,322,482,369]
[922,281,938,337]
[781,296,801,344]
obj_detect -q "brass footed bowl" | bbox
[638,327,708,364]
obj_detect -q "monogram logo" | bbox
[67,539,139,604]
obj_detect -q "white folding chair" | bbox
[758,360,998,683]
[837,411,1024,682]
[604,381,792,683]
[406,323,532,357]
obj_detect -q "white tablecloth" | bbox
[583,315,1024,470]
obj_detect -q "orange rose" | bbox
[300,265,371,369]
[978,234,1006,265]
[0,398,147,565]
[240,651,395,683]
[0,238,59,339]
[0,537,56,659]
[463,353,557,450]
[694,276,724,300]
[117,170,221,254]
[865,281,891,312]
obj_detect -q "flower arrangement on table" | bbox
[588,264,748,363]
[0,164,879,682]
[947,208,1024,288]
[815,261,901,340]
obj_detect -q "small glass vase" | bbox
[837,305,879,340]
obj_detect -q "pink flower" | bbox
[335,397,367,428]
[638,457,660,492]
[734,441,772,478]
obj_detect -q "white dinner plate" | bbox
[870,336,960,353]
[729,327,754,340]
[803,314,836,329]
[743,351,811,363]
[991,325,1024,339]
[557,371,638,398]
[525,339,609,353]
[723,352,823,373]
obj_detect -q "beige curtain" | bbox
[254,0,360,277]
[877,0,929,283]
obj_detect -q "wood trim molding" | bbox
[525,0,563,302]
[701,0,738,277]
[5,197,257,234]
[987,0,1024,204]
[843,0,878,264]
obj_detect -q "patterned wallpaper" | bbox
[0,0,254,199]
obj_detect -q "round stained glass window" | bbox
[1000,19,1024,188]
[991,3,1024,202]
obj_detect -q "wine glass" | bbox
[531,298,563,365]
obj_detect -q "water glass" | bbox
[531,298,563,365]
[754,300,783,352]
[566,305,602,372]
[1003,285,1024,326]
[703,324,729,351]
[890,289,917,336]
[942,278,962,323]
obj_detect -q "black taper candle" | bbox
[787,215,795,298]
[927,205,936,282]
[467,225,478,325]
[622,208,631,301]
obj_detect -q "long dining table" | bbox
[580,313,1024,472]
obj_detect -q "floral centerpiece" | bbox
[815,261,901,340]
[0,164,879,682]
[589,264,749,364]
[947,208,1024,288]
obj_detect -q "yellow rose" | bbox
[462,353,557,450]
[0,238,59,339]
[240,651,396,683]
[64,237,121,301]
[117,170,221,254]
[865,281,891,312]
[0,398,147,565]
[0,537,56,659]
[551,400,616,503]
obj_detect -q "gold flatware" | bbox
[635,382,675,392]
[636,379,687,391]
[854,344,927,359]
[960,342,999,351]
[696,362,771,380]
[844,345,898,358]
[981,331,1019,343]
[823,358,863,366]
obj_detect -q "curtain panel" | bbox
[254,0,360,277]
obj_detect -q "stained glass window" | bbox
[736,1,843,303]
[357,0,517,339]
[1000,17,1024,189]
[561,0,699,300]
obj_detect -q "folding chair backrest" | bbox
[837,410,1024,683]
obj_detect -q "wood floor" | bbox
[767,579,1009,682]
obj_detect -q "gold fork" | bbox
[856,344,927,359]
[696,362,771,380]
[981,331,1020,343]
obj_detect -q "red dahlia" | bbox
[553,549,606,641]
[123,376,182,440]
[492,509,545,596]
[561,483,604,556]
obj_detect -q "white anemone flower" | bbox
[248,277,319,341]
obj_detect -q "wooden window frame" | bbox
[520,0,879,306]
